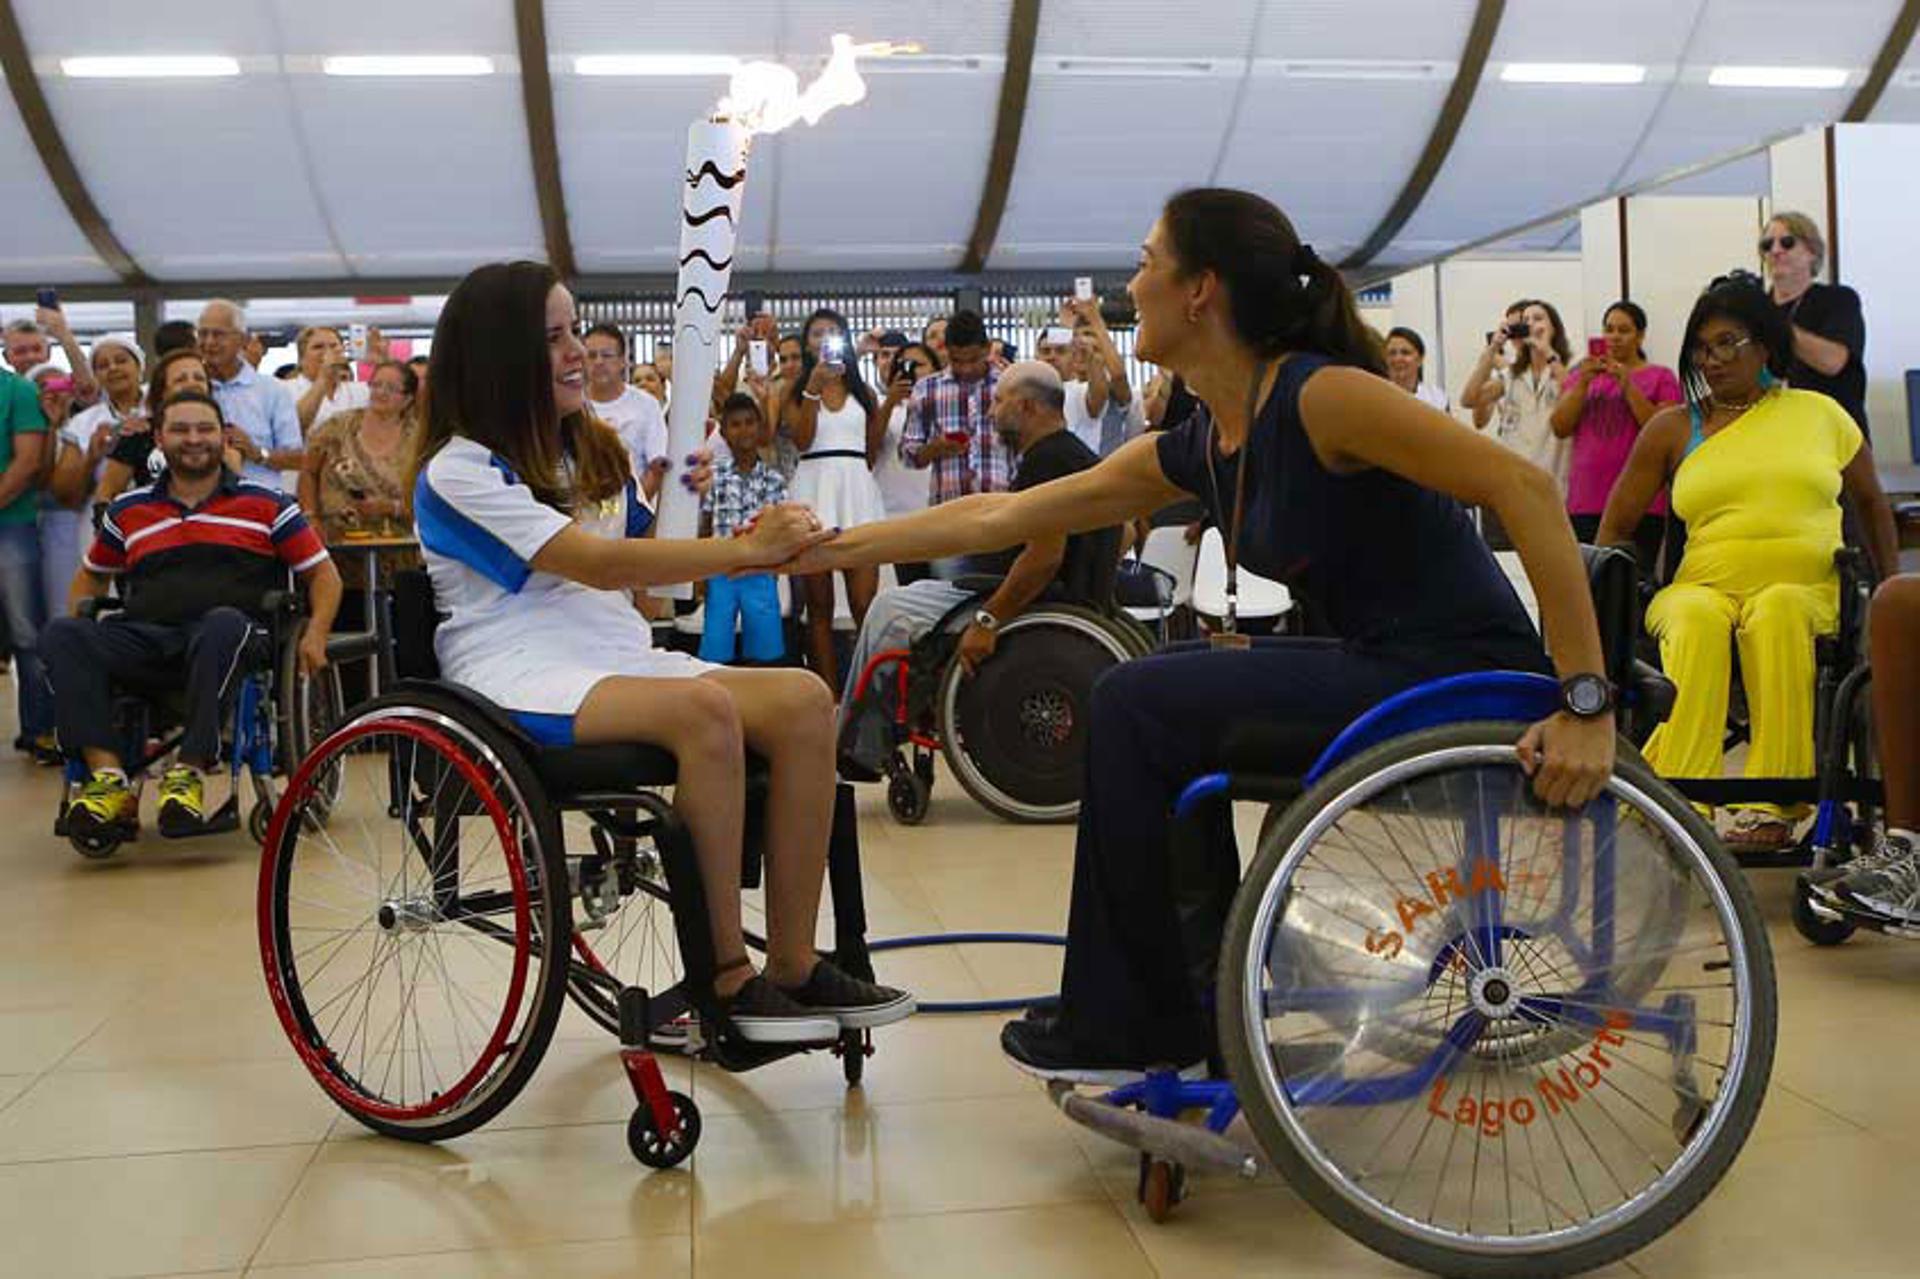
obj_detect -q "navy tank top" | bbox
[1155,354,1548,672]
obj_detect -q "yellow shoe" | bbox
[66,772,137,842]
[156,766,206,839]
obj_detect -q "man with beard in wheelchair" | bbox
[836,360,1118,781]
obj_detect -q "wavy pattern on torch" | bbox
[678,286,723,313]
[678,247,734,272]
[684,203,737,228]
[685,161,746,189]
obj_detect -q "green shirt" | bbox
[0,370,48,526]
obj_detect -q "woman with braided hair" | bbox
[762,188,1618,1080]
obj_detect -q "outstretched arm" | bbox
[783,434,1185,575]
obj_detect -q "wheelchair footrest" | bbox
[166,793,240,839]
[1049,1084,1260,1179]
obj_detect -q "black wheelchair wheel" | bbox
[938,606,1135,823]
[628,1090,700,1168]
[887,770,930,825]
[278,620,345,821]
[260,700,571,1143]
[1219,722,1775,1278]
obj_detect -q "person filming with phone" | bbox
[782,308,889,691]
[289,326,370,434]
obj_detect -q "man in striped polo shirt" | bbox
[44,390,343,843]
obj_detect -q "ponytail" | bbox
[1161,188,1386,376]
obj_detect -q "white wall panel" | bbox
[1833,122,1920,460]
[1623,194,1763,370]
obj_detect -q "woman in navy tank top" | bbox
[780,189,1618,1080]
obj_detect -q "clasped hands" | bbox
[680,448,841,576]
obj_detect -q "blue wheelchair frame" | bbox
[1104,669,1699,1143]
[60,662,279,837]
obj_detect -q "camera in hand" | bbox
[895,357,920,385]
[1505,320,1532,342]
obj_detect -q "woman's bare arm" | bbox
[782,434,1187,575]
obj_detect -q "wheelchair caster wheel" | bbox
[839,1028,870,1086]
[1138,1155,1185,1223]
[1791,875,1856,947]
[70,830,124,861]
[887,771,930,825]
[248,801,273,846]
[628,1090,700,1169]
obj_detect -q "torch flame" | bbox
[718,34,915,136]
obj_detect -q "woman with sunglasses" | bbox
[1762,213,1867,430]
[1598,272,1896,851]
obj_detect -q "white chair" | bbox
[1123,524,1200,637]
[1192,527,1293,629]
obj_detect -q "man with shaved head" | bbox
[837,359,1119,779]
[198,298,303,488]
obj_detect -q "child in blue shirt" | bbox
[699,392,789,663]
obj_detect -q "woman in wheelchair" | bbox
[772,188,1618,1081]
[411,261,913,1044]
[1597,272,1897,851]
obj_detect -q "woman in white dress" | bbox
[783,308,887,689]
[412,262,912,1043]
[1463,299,1572,545]
[44,334,145,619]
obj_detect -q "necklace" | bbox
[1711,387,1769,414]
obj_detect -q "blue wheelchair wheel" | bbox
[1219,722,1775,1278]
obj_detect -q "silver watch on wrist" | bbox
[972,609,999,632]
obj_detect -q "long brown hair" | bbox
[1160,188,1386,376]
[145,349,209,422]
[414,260,631,510]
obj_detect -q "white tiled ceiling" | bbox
[2,0,1913,286]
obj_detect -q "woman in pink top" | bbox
[1551,300,1682,568]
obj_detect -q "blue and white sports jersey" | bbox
[415,436,704,720]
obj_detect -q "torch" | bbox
[651,35,911,596]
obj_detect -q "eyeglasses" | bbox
[1758,234,1799,254]
[195,327,239,341]
[1689,334,1754,365]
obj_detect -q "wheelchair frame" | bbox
[846,587,1153,825]
[55,589,342,858]
[260,569,882,1166]
[1052,667,1773,1277]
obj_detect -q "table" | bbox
[327,534,419,695]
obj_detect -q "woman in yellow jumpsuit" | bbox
[1599,272,1895,850]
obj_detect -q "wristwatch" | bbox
[1560,674,1615,719]
[972,609,999,632]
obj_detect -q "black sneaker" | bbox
[717,975,840,1044]
[779,958,915,1029]
[999,1014,1205,1087]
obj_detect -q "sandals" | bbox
[1721,808,1796,852]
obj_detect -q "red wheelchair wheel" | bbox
[258,706,569,1141]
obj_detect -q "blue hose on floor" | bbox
[867,931,1065,1014]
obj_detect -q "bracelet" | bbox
[802,391,823,403]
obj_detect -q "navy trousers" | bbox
[1056,637,1493,1064]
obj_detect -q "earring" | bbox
[1185,307,1200,325]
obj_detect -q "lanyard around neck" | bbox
[1205,360,1270,640]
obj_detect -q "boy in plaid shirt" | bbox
[699,393,788,663]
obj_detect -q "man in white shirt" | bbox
[1037,300,1135,457]
[584,324,669,500]
[197,299,303,489]
[287,326,370,433]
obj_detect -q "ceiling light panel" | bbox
[60,56,240,78]
[1706,65,1850,89]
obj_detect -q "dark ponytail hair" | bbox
[1160,188,1385,376]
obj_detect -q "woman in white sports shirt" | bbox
[411,261,914,1043]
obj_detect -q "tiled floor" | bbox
[1,743,1914,1278]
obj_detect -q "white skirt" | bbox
[791,454,887,530]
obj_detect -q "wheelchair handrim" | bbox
[1235,742,1760,1259]
[258,707,546,1124]
[939,608,1134,822]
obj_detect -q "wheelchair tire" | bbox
[628,1090,700,1168]
[1790,875,1856,947]
[887,770,930,825]
[1219,722,1775,1279]
[278,622,345,821]
[259,698,571,1143]
[938,605,1135,824]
